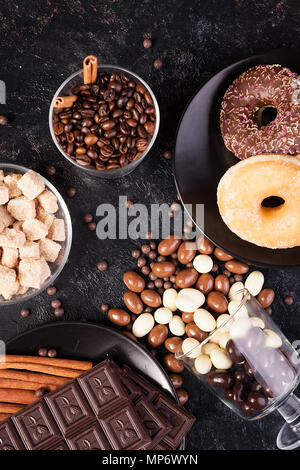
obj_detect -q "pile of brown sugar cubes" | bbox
[0,170,65,300]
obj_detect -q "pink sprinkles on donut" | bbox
[220,64,300,160]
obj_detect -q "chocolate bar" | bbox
[0,359,195,450]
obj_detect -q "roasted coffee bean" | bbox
[123,271,145,293]
[163,353,184,373]
[196,273,214,295]
[147,324,168,348]
[53,71,156,171]
[168,373,183,390]
[207,371,234,389]
[108,308,131,326]
[207,291,228,313]
[175,268,198,288]
[123,291,143,314]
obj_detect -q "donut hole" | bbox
[256,106,277,127]
[261,196,285,208]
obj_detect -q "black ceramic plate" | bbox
[174,48,300,268]
[6,321,176,396]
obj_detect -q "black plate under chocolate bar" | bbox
[174,48,300,268]
[6,322,185,449]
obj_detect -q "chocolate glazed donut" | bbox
[220,64,300,160]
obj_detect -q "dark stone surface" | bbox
[0,0,299,450]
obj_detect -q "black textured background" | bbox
[0,0,299,451]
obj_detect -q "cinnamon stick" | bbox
[0,413,11,422]
[2,355,92,371]
[83,55,98,84]
[0,389,37,405]
[0,369,71,385]
[0,378,57,392]
[0,363,83,378]
[54,95,77,109]
[0,403,23,414]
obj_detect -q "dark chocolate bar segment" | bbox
[99,400,151,450]
[77,360,127,418]
[134,396,170,449]
[68,422,112,450]
[44,381,96,439]
[0,420,25,450]
[12,401,64,450]
[153,394,195,449]
[122,365,159,401]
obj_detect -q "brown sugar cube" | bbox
[0,228,26,248]
[17,170,45,200]
[22,219,48,241]
[0,266,19,300]
[37,190,58,214]
[39,238,61,263]
[19,240,40,259]
[18,257,51,289]
[4,174,22,198]
[0,206,14,233]
[7,196,36,220]
[0,182,9,205]
[36,206,55,229]
[48,219,65,241]
[1,247,18,268]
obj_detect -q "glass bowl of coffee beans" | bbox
[49,65,160,178]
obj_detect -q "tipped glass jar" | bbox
[176,288,300,449]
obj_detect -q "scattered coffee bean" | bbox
[47,286,57,296]
[163,150,172,160]
[47,349,57,358]
[0,115,8,125]
[125,200,133,208]
[88,221,96,231]
[46,165,56,176]
[35,387,48,398]
[131,249,141,258]
[20,308,30,318]
[284,296,294,305]
[51,299,61,309]
[67,187,76,197]
[97,260,108,271]
[154,59,163,69]
[54,307,64,318]
[143,39,152,48]
[83,213,93,223]
[38,348,47,357]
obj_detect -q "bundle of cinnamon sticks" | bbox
[0,355,92,422]
[54,55,98,110]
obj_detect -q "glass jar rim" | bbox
[175,287,251,360]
